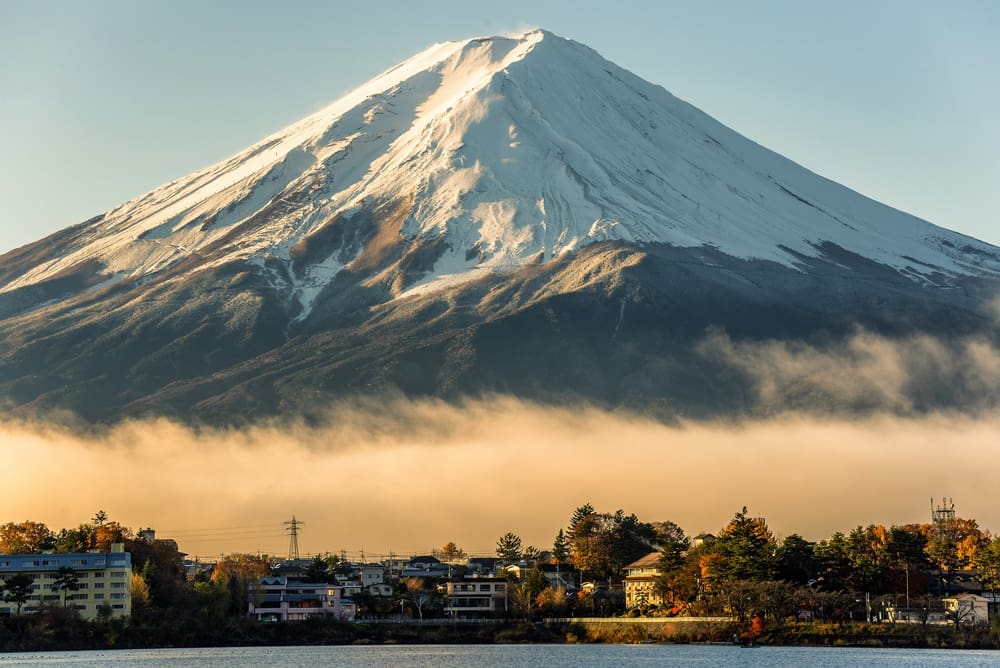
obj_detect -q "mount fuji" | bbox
[2,29,998,423]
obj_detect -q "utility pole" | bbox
[284,516,304,560]
[905,563,910,618]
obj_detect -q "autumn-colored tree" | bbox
[919,517,986,571]
[654,545,707,613]
[405,577,438,620]
[536,586,569,616]
[54,525,97,553]
[131,572,151,615]
[439,542,466,562]
[94,521,130,552]
[212,553,272,616]
[0,520,54,553]
[509,580,537,619]
[976,537,1000,599]
[193,578,230,622]
[571,510,657,582]
[124,536,188,608]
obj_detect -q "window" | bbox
[93,582,104,589]
[110,571,126,578]
[93,593,104,600]
[111,604,125,610]
[93,572,104,578]
[110,582,126,589]
[110,593,126,600]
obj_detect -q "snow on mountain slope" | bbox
[5,29,999,319]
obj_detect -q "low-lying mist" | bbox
[4,396,1000,559]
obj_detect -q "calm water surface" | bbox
[1,645,998,667]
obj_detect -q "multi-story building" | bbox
[359,565,384,587]
[248,576,354,621]
[0,544,132,620]
[623,551,663,609]
[443,577,507,617]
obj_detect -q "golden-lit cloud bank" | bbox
[3,400,1000,559]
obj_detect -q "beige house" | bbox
[624,551,663,609]
[943,593,990,626]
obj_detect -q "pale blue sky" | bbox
[1,0,998,253]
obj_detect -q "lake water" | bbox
[1,645,999,667]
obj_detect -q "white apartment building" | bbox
[248,576,355,622]
[443,578,508,617]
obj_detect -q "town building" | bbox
[442,577,507,617]
[943,593,990,626]
[0,544,132,620]
[248,576,354,622]
[359,565,384,587]
[623,551,663,609]
[366,582,394,598]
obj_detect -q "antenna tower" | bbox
[931,497,956,524]
[284,516,304,560]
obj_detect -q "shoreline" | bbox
[2,616,999,653]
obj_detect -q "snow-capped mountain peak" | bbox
[4,29,999,316]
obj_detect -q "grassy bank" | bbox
[548,617,1000,649]
[3,611,999,652]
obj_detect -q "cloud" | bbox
[698,327,1000,416]
[3,399,1000,560]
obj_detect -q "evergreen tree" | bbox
[653,520,689,573]
[777,534,816,585]
[2,574,33,614]
[552,529,569,564]
[52,566,80,607]
[496,532,523,567]
[304,555,331,582]
[568,503,595,540]
[708,506,777,583]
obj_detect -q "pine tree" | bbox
[496,532,523,567]
[553,529,569,564]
